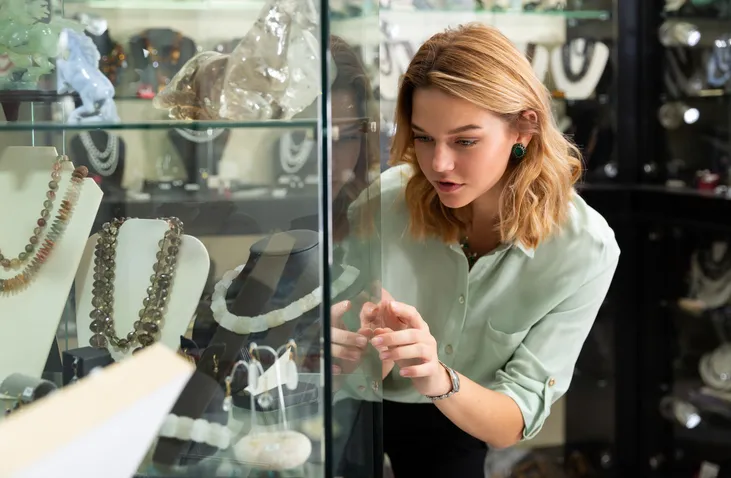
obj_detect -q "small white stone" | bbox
[233,430,312,470]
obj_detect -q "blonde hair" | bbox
[390,23,582,249]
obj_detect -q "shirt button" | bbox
[458,295,465,304]
[445,344,453,355]
[548,378,556,387]
[371,381,380,392]
[358,385,366,392]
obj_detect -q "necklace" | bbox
[174,127,225,144]
[561,39,595,83]
[707,39,731,88]
[142,30,183,93]
[88,217,183,353]
[79,132,119,177]
[0,165,88,295]
[0,155,69,270]
[459,236,480,267]
[210,265,360,335]
[279,132,314,174]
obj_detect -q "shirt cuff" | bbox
[491,373,557,440]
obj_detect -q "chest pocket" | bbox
[480,319,530,369]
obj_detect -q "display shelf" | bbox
[0,118,319,132]
[65,0,610,19]
[98,191,319,236]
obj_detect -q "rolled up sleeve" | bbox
[490,256,619,440]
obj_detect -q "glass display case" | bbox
[632,0,731,476]
[0,0,384,476]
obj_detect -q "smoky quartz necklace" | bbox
[88,217,183,353]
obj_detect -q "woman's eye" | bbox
[456,139,478,147]
[413,135,432,143]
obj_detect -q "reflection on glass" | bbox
[658,101,700,129]
[659,20,701,47]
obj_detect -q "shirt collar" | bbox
[513,241,535,258]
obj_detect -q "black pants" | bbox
[384,400,488,478]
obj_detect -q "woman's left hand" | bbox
[370,301,452,397]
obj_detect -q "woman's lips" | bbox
[435,181,464,193]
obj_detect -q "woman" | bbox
[333,23,620,477]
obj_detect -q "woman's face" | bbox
[331,89,362,197]
[411,87,520,209]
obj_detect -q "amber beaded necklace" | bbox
[0,165,88,295]
[0,155,68,270]
[142,31,183,93]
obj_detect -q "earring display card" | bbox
[62,347,114,386]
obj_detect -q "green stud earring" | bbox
[512,143,526,159]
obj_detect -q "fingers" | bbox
[359,301,380,328]
[371,328,434,348]
[386,301,429,331]
[331,343,362,362]
[378,343,433,362]
[331,300,352,326]
[399,362,439,378]
[331,327,368,348]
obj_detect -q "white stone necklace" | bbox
[79,131,119,177]
[175,127,226,143]
[279,132,313,174]
[211,265,360,334]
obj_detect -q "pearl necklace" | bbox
[211,265,360,335]
[88,217,183,353]
[279,132,313,174]
[79,131,119,177]
[175,127,226,144]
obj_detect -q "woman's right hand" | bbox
[360,287,407,332]
[331,300,371,376]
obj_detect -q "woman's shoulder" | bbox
[535,192,620,277]
[348,164,412,218]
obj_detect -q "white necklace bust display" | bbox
[551,38,610,100]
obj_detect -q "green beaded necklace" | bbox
[460,236,480,267]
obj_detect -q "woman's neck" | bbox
[467,169,511,237]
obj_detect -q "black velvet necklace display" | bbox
[69,131,126,194]
[168,128,230,188]
[84,29,127,87]
[152,230,342,467]
[128,28,197,98]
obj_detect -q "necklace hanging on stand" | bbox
[279,132,314,174]
[561,39,595,82]
[88,217,183,352]
[79,132,119,177]
[174,128,226,144]
[0,164,88,294]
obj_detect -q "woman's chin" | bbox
[436,191,470,209]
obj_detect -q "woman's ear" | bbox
[517,110,538,146]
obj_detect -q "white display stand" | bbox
[75,218,210,361]
[516,43,550,83]
[0,344,194,478]
[551,40,610,100]
[0,146,102,384]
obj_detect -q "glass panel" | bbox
[368,1,617,476]
[328,1,384,477]
[0,0,382,476]
[645,0,731,475]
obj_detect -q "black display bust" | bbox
[69,131,126,195]
[152,230,324,467]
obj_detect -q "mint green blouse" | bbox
[339,164,620,440]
